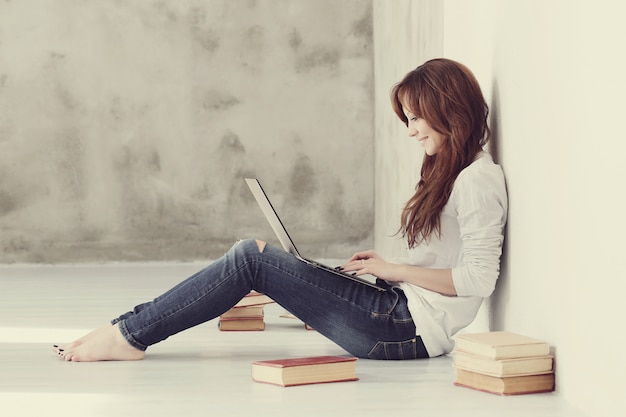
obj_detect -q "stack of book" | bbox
[218,291,274,331]
[453,331,555,395]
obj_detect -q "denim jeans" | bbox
[112,239,429,360]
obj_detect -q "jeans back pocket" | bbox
[367,336,429,360]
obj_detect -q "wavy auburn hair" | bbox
[391,58,490,248]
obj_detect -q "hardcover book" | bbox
[251,356,358,387]
[454,331,550,359]
[453,351,554,377]
[220,305,265,319]
[454,368,555,395]
[218,316,265,331]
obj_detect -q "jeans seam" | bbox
[370,312,414,324]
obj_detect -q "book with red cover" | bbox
[251,356,358,387]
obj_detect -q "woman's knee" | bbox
[232,238,265,253]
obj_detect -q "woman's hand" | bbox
[340,250,401,281]
[341,250,457,295]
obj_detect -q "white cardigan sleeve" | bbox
[450,160,508,297]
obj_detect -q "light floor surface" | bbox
[1,263,587,417]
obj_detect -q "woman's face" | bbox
[402,106,446,156]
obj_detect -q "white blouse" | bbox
[397,151,508,357]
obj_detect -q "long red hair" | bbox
[390,58,490,247]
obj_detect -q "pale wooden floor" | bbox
[0,263,587,417]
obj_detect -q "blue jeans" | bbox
[112,239,429,360]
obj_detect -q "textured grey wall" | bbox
[0,0,374,263]
[373,0,442,259]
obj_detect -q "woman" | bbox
[53,58,507,362]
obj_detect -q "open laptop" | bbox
[245,178,386,291]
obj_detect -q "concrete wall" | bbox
[374,1,625,416]
[373,0,442,259]
[0,0,374,263]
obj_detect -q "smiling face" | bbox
[390,59,491,248]
[401,105,446,156]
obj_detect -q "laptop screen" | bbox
[245,178,301,258]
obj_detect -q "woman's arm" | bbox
[341,250,457,296]
[387,264,456,296]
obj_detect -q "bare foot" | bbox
[52,327,101,352]
[52,323,145,362]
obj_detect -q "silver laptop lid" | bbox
[245,178,301,258]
